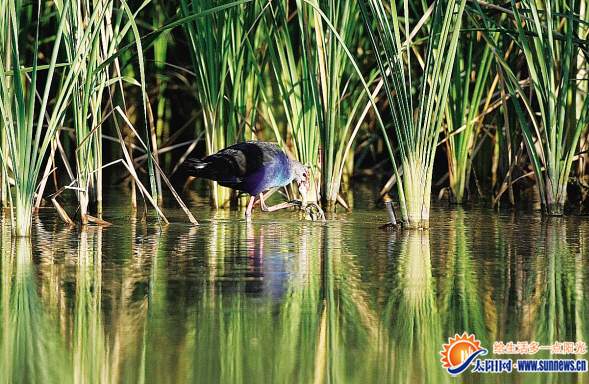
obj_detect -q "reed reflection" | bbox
[438,209,488,346]
[384,229,446,384]
[73,228,108,383]
[319,222,381,383]
[0,228,68,383]
[520,222,585,348]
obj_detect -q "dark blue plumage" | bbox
[184,141,308,197]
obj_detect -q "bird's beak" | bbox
[297,179,310,197]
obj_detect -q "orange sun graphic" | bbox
[440,332,483,369]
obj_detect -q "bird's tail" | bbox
[183,158,208,177]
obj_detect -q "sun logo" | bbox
[440,332,488,375]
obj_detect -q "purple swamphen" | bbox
[184,141,310,220]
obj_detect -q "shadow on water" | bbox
[0,205,588,383]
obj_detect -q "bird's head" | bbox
[291,161,311,195]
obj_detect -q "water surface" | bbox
[1,191,588,383]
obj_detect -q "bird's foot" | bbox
[378,221,401,230]
[301,202,326,222]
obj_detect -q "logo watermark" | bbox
[440,333,588,375]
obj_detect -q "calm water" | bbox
[1,190,588,383]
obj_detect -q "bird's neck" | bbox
[284,157,295,181]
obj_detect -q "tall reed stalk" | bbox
[577,0,589,190]
[227,2,263,144]
[445,31,495,203]
[264,0,321,202]
[359,0,467,228]
[179,0,256,207]
[304,0,377,210]
[153,0,173,170]
[57,0,116,223]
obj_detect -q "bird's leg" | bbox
[261,187,279,202]
[262,201,301,212]
[259,192,302,212]
[245,195,256,221]
[259,192,268,211]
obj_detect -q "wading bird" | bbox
[184,141,310,220]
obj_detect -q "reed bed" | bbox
[0,0,588,235]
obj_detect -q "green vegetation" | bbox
[0,0,588,236]
[359,0,467,227]
[0,0,76,236]
[493,0,589,215]
[180,0,262,207]
[445,31,496,204]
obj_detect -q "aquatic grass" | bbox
[576,2,589,198]
[226,2,265,144]
[57,0,114,223]
[153,0,173,171]
[263,0,321,203]
[0,0,166,235]
[112,106,198,225]
[495,0,589,215]
[305,0,380,210]
[0,7,10,209]
[58,0,158,220]
[0,0,84,236]
[491,66,526,208]
[1,0,589,231]
[263,0,382,208]
[359,0,468,228]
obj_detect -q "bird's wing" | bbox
[204,141,282,179]
[196,148,245,185]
